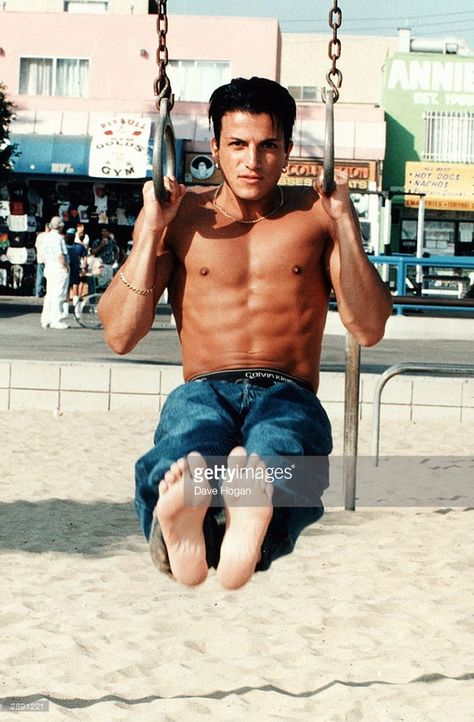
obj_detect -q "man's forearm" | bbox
[98,179,185,354]
[98,242,171,355]
[332,212,392,346]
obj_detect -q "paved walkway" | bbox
[1,296,472,420]
[1,297,473,371]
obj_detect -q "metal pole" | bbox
[371,193,382,257]
[381,197,391,283]
[415,195,426,285]
[342,332,360,510]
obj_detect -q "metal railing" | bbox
[369,254,474,314]
[370,362,474,466]
[342,294,474,509]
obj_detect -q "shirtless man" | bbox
[99,77,392,589]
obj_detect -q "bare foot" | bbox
[216,446,274,590]
[155,452,210,586]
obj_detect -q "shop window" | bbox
[402,219,456,256]
[459,222,474,245]
[64,1,108,12]
[287,86,321,102]
[424,220,455,256]
[424,111,474,163]
[400,219,417,254]
[167,60,231,102]
[19,58,90,98]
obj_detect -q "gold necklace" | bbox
[212,184,284,224]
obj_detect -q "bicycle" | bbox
[73,263,113,330]
[74,292,103,329]
[73,266,177,330]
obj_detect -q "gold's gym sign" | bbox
[89,117,151,179]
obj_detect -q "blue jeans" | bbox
[135,379,333,571]
[35,263,45,297]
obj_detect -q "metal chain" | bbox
[153,0,174,110]
[326,0,343,103]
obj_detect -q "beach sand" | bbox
[1,410,473,721]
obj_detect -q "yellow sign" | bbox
[405,161,474,211]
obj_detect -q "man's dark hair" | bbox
[208,77,296,151]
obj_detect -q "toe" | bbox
[229,445,247,458]
[164,469,177,485]
[247,452,261,470]
[158,479,169,494]
[176,457,187,474]
[259,463,274,499]
[228,446,247,470]
[187,451,206,476]
[169,461,182,477]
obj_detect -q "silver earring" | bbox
[282,167,287,173]
[214,160,219,169]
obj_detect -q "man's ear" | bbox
[210,137,219,161]
[285,141,293,166]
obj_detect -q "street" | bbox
[0,297,472,373]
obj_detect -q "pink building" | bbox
[1,10,384,168]
[1,12,280,162]
[0,9,385,294]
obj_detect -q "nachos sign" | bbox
[89,116,151,178]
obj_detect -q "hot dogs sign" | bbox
[89,116,151,178]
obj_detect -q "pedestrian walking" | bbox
[38,216,70,330]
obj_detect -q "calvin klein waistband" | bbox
[188,368,314,393]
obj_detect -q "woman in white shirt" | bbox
[38,217,70,330]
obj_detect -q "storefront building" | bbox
[0,6,386,293]
[382,35,474,257]
[182,100,386,255]
[0,8,280,293]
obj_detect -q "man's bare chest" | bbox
[170,224,327,286]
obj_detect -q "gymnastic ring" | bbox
[322,88,336,195]
[152,96,177,201]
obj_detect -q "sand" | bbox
[1,410,473,721]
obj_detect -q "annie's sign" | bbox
[89,116,151,179]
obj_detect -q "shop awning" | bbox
[11,134,91,176]
[10,133,185,180]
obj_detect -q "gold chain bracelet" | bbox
[119,270,155,296]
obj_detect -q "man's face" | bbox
[211,111,292,201]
